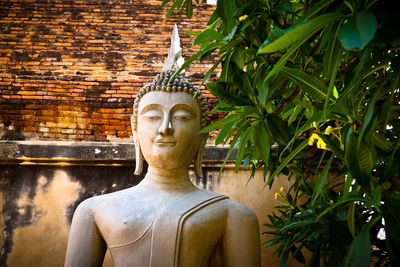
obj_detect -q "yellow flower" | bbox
[239,15,248,22]
[324,126,333,135]
[275,192,280,200]
[280,186,284,192]
[296,212,301,215]
[317,138,327,150]
[308,135,315,146]
[309,133,329,150]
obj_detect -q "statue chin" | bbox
[141,144,198,170]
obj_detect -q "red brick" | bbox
[0,0,216,141]
[104,125,126,131]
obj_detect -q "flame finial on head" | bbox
[162,24,184,72]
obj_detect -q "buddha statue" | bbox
[65,26,260,267]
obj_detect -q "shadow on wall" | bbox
[0,165,143,267]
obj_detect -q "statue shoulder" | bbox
[224,198,258,221]
[73,195,102,217]
[195,189,257,220]
[76,186,138,211]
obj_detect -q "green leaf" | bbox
[201,56,224,86]
[234,127,250,172]
[347,202,356,238]
[257,76,270,106]
[199,113,240,133]
[217,123,244,178]
[170,43,220,81]
[206,81,251,106]
[223,25,238,41]
[167,0,184,17]
[207,8,220,26]
[231,49,245,69]
[266,139,309,188]
[266,114,290,144]
[343,228,371,267]
[217,0,237,32]
[220,51,233,83]
[323,41,341,116]
[280,221,314,231]
[370,132,392,151]
[297,0,335,23]
[311,155,333,204]
[359,87,379,142]
[186,0,193,18]
[253,122,271,165]
[280,250,289,267]
[281,67,328,101]
[161,0,172,6]
[344,130,374,188]
[211,101,232,114]
[215,119,236,146]
[241,70,253,94]
[338,10,377,49]
[323,22,342,78]
[364,185,382,207]
[183,30,201,37]
[288,106,303,125]
[194,29,224,46]
[359,61,390,81]
[262,40,301,84]
[258,12,344,54]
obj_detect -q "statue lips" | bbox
[155,137,177,146]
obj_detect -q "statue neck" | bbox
[140,166,196,191]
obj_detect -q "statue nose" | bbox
[159,117,174,135]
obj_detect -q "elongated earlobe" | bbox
[133,134,143,175]
[194,134,207,179]
[131,115,143,175]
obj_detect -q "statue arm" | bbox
[65,200,107,267]
[223,204,261,267]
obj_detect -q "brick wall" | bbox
[0,0,218,141]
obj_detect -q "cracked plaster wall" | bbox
[0,141,303,267]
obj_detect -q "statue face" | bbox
[137,91,201,169]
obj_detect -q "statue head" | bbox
[131,70,209,178]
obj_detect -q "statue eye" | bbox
[142,110,162,121]
[173,110,192,121]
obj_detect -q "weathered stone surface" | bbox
[0,141,134,160]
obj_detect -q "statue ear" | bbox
[131,115,143,175]
[194,133,207,179]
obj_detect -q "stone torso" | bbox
[87,185,230,267]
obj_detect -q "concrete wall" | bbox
[0,141,300,267]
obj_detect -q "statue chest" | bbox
[92,193,228,266]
